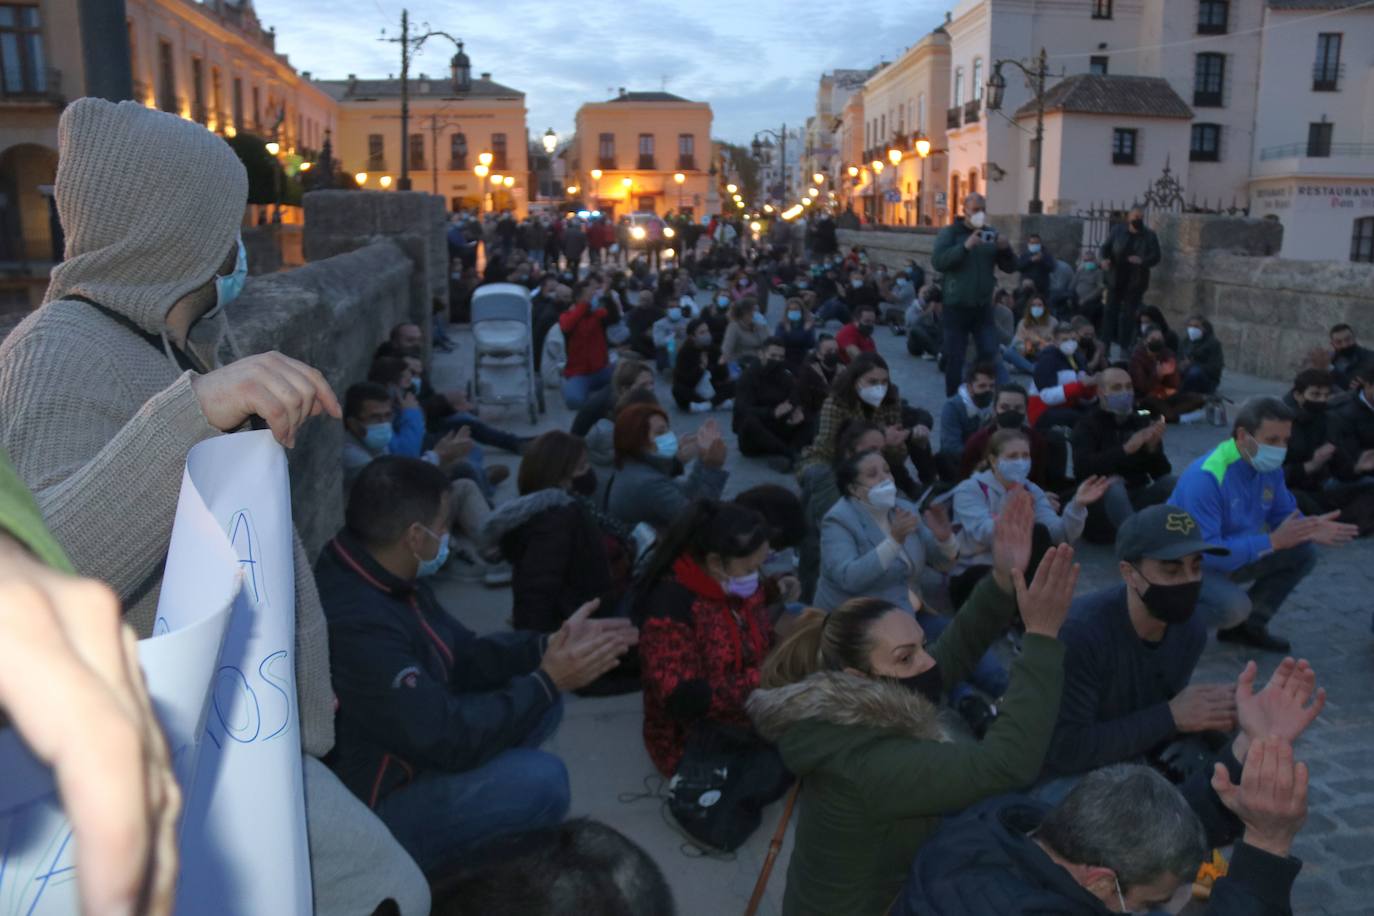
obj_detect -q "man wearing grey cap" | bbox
[1040,505,1239,786]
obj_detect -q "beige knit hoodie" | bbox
[0,98,332,758]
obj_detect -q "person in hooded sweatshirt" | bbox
[0,99,430,915]
[937,362,997,482]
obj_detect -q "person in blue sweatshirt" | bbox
[1170,396,1357,652]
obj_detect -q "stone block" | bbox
[241,225,283,275]
[992,213,1083,266]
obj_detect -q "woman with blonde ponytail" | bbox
[746,489,1081,916]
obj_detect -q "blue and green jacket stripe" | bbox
[1169,438,1299,573]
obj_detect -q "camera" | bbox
[978,228,998,244]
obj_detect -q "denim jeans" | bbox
[437,411,525,454]
[816,298,851,325]
[373,702,569,877]
[1197,543,1319,630]
[943,304,1003,397]
[1182,364,1217,395]
[561,366,613,410]
[1001,344,1036,374]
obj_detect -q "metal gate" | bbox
[1074,157,1249,252]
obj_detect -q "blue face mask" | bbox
[410,376,422,394]
[654,431,679,458]
[363,422,393,453]
[997,457,1032,484]
[1028,243,1041,254]
[668,307,682,321]
[787,310,802,322]
[216,235,249,308]
[1105,391,1134,416]
[1246,436,1287,474]
[1083,261,1098,271]
[415,528,450,578]
[716,295,730,308]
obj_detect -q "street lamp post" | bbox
[870,159,884,225]
[886,141,904,225]
[381,10,462,191]
[541,128,557,200]
[751,124,791,204]
[914,135,932,225]
[986,47,1049,214]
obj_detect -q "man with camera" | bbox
[931,192,1018,397]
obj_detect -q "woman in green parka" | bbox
[746,488,1078,916]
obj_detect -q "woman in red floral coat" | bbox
[636,499,775,775]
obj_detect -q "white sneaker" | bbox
[690,401,712,414]
[1178,409,1207,424]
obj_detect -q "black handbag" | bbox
[666,721,793,853]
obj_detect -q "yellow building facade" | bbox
[315,44,530,215]
[570,91,712,219]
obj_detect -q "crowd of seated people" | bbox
[2,104,1346,916]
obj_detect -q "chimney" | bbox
[302,70,311,79]
[480,72,491,80]
[618,87,626,98]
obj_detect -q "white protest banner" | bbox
[168,430,312,916]
[0,437,240,914]
[0,430,310,915]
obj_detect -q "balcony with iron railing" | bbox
[597,156,616,170]
[1253,141,1374,179]
[366,155,388,171]
[637,154,656,170]
[0,67,63,104]
[677,154,696,170]
[963,98,981,124]
[947,106,962,130]
[1193,87,1223,108]
[1312,62,1344,92]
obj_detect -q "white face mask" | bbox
[865,479,898,509]
[1187,326,1203,342]
[968,210,987,229]
[858,383,888,407]
[1058,339,1078,356]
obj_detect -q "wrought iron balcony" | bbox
[947,106,962,130]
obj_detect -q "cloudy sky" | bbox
[254,0,950,144]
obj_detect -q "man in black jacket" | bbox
[1016,233,1057,298]
[1285,368,1374,533]
[1071,367,1175,539]
[1098,208,1161,353]
[733,338,810,470]
[317,456,636,877]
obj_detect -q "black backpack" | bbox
[666,721,793,853]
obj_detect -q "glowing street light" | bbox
[474,164,490,178]
[812,171,825,185]
[808,186,819,197]
[802,197,812,206]
[298,161,313,172]
[264,141,280,156]
[915,137,932,158]
[478,151,493,166]
[542,127,558,155]
[871,159,884,172]
[355,171,368,185]
[622,177,633,188]
[763,203,774,213]
[490,173,503,184]
[590,168,603,180]
[726,182,738,194]
[735,199,745,208]
[888,147,904,166]
[380,175,393,188]
[503,175,515,188]
[566,185,579,194]
[749,220,761,232]
[673,172,686,184]
[847,165,859,178]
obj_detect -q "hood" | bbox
[747,670,946,771]
[482,488,575,545]
[44,98,248,336]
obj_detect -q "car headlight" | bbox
[630,226,646,240]
[663,226,676,238]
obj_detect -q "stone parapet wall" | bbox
[838,214,1083,275]
[231,240,415,555]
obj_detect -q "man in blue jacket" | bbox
[1171,397,1357,651]
[316,456,637,877]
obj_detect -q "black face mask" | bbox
[894,664,943,705]
[996,410,1025,429]
[821,352,840,369]
[1130,218,1144,231]
[1303,400,1327,414]
[1133,570,1201,625]
[858,324,874,337]
[1147,340,1165,353]
[971,390,994,408]
[571,469,598,497]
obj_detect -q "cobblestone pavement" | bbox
[427,290,1374,916]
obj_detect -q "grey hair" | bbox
[1037,765,1206,891]
[1233,395,1294,436]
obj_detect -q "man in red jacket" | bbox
[558,276,618,409]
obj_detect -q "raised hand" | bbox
[1169,683,1238,733]
[890,508,920,544]
[1234,659,1324,759]
[1072,475,1112,508]
[1213,737,1308,859]
[884,425,909,448]
[0,539,180,916]
[991,488,1036,594]
[922,503,953,543]
[191,351,342,448]
[541,600,632,692]
[432,427,474,469]
[1014,544,1080,638]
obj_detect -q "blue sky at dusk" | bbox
[253,0,950,143]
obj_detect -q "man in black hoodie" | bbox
[1283,368,1374,534]
[732,338,810,470]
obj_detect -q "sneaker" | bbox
[957,695,999,740]
[920,352,938,361]
[690,401,712,414]
[716,399,734,412]
[1216,623,1291,653]
[483,563,513,587]
[1178,409,1207,424]
[484,465,511,487]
